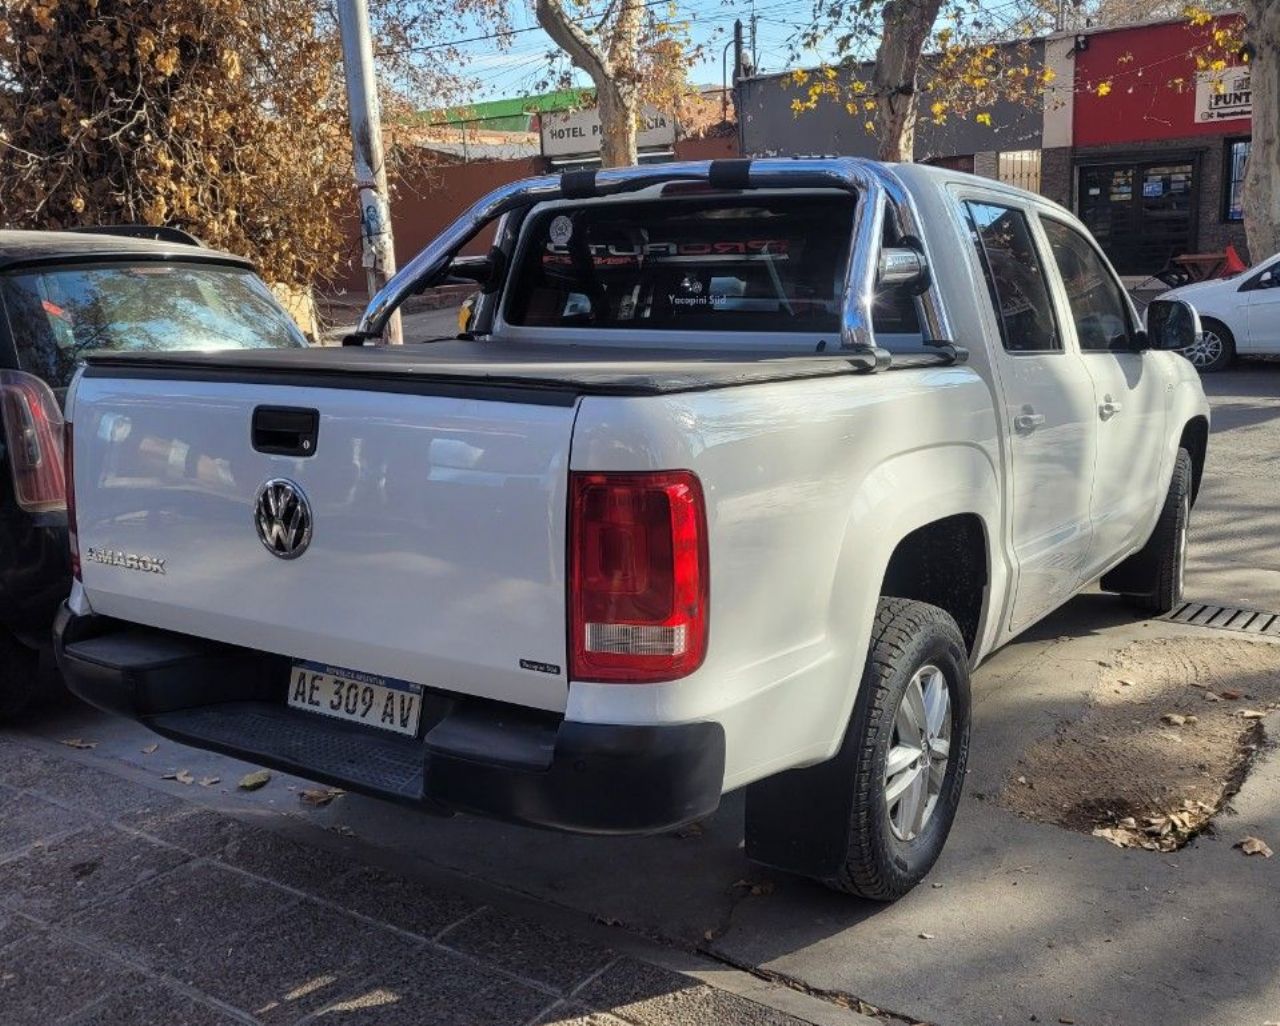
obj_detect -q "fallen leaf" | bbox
[162,769,194,785]
[300,788,344,807]
[198,776,221,787]
[1235,836,1273,858]
[1161,713,1186,727]
[1017,775,1029,786]
[919,932,935,940]
[60,739,97,750]
[329,824,355,837]
[1220,689,1243,701]
[238,770,271,791]
[750,881,775,897]
[703,929,715,941]
[1204,692,1222,703]
[1241,709,1266,720]
[1117,678,1134,687]
[671,820,704,839]
[141,744,158,755]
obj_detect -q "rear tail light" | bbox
[569,470,709,683]
[0,370,66,514]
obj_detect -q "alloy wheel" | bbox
[885,664,952,842]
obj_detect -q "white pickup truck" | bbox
[55,159,1208,900]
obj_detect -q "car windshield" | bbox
[0,261,306,388]
[504,194,857,334]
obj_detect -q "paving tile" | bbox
[0,933,142,1026]
[65,980,244,1026]
[312,864,477,939]
[578,958,812,1026]
[0,825,190,923]
[0,790,85,858]
[68,861,298,969]
[533,1002,629,1025]
[0,910,35,951]
[0,740,63,789]
[176,898,423,1024]
[24,761,179,820]
[123,808,357,892]
[310,944,549,1026]
[441,907,614,994]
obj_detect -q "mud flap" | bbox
[744,730,860,879]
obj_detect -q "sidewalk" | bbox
[0,738,866,1026]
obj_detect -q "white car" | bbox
[1163,252,1280,371]
[54,160,1208,901]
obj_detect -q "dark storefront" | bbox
[1077,159,1197,275]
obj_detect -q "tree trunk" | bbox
[536,0,643,169]
[597,79,639,167]
[1242,0,1280,261]
[871,0,944,162]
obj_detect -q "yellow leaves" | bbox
[975,112,993,127]
[1096,80,1113,97]
[155,46,180,77]
[1185,4,1213,26]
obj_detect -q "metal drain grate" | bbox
[1165,602,1280,637]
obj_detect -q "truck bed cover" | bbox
[79,338,943,404]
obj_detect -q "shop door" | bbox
[1078,162,1196,276]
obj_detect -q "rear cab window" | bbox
[0,261,306,388]
[502,192,921,346]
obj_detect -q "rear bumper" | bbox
[53,604,724,835]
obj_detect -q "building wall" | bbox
[332,135,740,295]
[739,44,1046,160]
[1072,134,1250,259]
[1071,16,1249,146]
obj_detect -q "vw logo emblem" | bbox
[254,478,312,560]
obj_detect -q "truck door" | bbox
[1038,216,1167,572]
[962,199,1098,631]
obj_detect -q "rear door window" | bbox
[0,262,306,388]
[505,195,856,334]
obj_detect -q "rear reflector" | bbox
[569,470,709,683]
[0,370,66,514]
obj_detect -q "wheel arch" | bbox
[1179,414,1209,505]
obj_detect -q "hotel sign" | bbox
[1195,68,1251,123]
[540,106,676,159]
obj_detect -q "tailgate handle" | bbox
[252,406,319,457]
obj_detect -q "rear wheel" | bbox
[823,598,971,901]
[1179,318,1235,373]
[0,630,40,722]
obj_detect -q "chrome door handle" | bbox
[1013,411,1046,432]
[1099,397,1123,420]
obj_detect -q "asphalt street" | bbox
[2,362,1278,1026]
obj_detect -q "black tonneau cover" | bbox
[80,338,946,403]
[78,338,899,401]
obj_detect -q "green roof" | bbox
[423,89,597,131]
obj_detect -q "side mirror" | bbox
[446,255,493,285]
[1145,298,1201,352]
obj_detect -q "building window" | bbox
[1224,138,1250,222]
[998,150,1042,194]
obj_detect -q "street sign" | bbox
[540,106,676,159]
[1194,68,1251,123]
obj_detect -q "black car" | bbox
[0,227,308,718]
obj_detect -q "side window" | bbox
[964,201,1060,353]
[1041,218,1134,353]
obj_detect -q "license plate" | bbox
[287,660,423,737]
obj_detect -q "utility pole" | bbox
[337,0,403,344]
[749,0,758,72]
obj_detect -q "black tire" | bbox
[0,630,40,722]
[1180,318,1235,373]
[1105,448,1192,615]
[823,597,971,901]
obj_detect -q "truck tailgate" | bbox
[71,374,574,713]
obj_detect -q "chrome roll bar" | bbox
[356,157,954,360]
